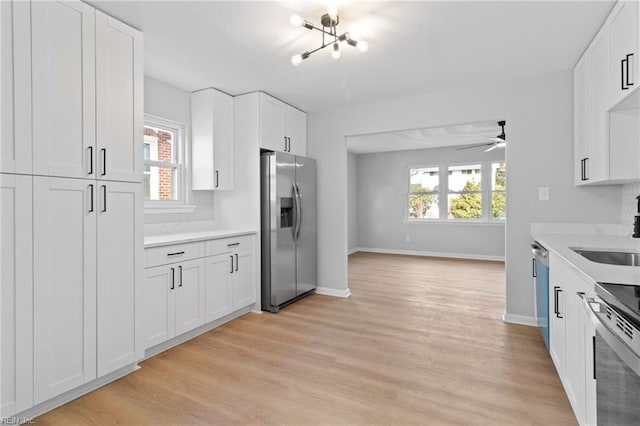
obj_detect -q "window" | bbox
[408,167,440,219]
[448,164,482,219]
[407,161,506,222]
[143,115,189,210]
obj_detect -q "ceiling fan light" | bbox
[291,54,303,66]
[332,42,341,59]
[290,14,304,27]
[357,40,368,53]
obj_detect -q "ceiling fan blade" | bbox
[456,142,492,150]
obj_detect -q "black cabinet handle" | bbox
[178,265,183,287]
[553,286,563,319]
[215,170,219,188]
[88,146,93,175]
[284,136,288,152]
[170,267,175,290]
[627,53,634,87]
[622,58,628,90]
[88,184,94,213]
[532,258,537,278]
[287,137,291,152]
[101,148,106,176]
[235,254,238,271]
[101,185,107,212]
[227,242,240,247]
[593,335,597,380]
[582,158,589,181]
[230,255,234,274]
[167,251,185,257]
[580,159,585,181]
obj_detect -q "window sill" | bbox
[403,219,505,226]
[145,204,197,215]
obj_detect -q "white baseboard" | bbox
[502,312,537,327]
[316,286,352,298]
[347,247,358,255]
[356,247,504,262]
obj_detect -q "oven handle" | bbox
[581,295,640,377]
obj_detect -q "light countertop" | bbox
[531,232,640,286]
[144,229,257,248]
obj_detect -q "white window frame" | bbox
[405,161,506,224]
[144,114,195,214]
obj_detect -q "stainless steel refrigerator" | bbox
[261,151,317,312]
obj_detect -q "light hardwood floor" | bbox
[37,252,576,425]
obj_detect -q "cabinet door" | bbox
[260,94,287,152]
[549,284,566,378]
[286,107,307,156]
[205,253,233,322]
[143,266,173,349]
[96,11,143,183]
[96,182,143,376]
[589,29,610,183]
[574,55,590,186]
[232,248,256,310]
[564,290,585,424]
[33,177,97,404]
[31,1,96,179]
[174,259,205,336]
[0,174,33,416]
[609,0,638,107]
[191,89,234,190]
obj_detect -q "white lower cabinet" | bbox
[232,248,256,310]
[549,253,596,425]
[144,258,205,349]
[204,254,233,322]
[1,174,33,417]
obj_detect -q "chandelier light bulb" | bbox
[327,1,338,20]
[290,14,304,27]
[332,42,341,60]
[357,40,369,53]
[291,54,303,66]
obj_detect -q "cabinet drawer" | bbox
[206,235,254,256]
[146,242,205,268]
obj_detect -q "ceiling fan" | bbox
[456,120,506,152]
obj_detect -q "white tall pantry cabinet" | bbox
[1,0,144,418]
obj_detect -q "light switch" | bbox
[538,187,550,201]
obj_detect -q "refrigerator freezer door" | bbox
[295,156,317,296]
[261,152,297,309]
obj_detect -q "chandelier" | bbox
[289,5,368,65]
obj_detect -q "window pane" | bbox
[448,164,481,192]
[144,125,175,163]
[410,167,439,192]
[143,143,150,161]
[492,162,506,190]
[409,195,439,219]
[448,193,482,219]
[146,166,178,201]
[492,191,506,219]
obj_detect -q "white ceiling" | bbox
[90,0,614,112]
[346,120,504,153]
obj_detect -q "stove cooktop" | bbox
[596,283,640,327]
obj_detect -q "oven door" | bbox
[583,296,640,424]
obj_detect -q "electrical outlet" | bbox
[538,187,550,201]
[405,235,411,243]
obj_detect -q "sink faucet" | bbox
[634,195,640,238]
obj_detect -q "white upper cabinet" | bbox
[574,0,640,185]
[609,1,639,108]
[259,93,307,156]
[31,1,96,179]
[96,11,143,183]
[7,2,142,182]
[191,88,235,190]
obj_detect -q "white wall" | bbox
[144,76,214,226]
[348,152,358,252]
[308,70,622,320]
[352,146,505,259]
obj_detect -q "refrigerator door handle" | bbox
[295,183,302,241]
[292,183,300,240]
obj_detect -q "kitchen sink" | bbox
[571,248,640,267]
